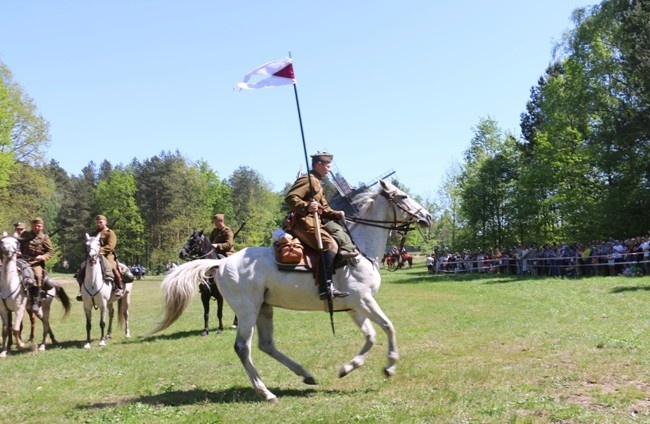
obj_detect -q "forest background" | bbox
[1,1,649,273]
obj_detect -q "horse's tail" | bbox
[146,259,220,336]
[48,279,72,318]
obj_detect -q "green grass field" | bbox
[2,261,650,423]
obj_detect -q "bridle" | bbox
[180,233,216,261]
[345,189,426,234]
[87,241,100,265]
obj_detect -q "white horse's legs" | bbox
[340,295,399,378]
[256,304,317,385]
[106,302,115,340]
[38,298,53,351]
[233,314,278,403]
[339,310,378,378]
[122,292,131,338]
[84,305,93,349]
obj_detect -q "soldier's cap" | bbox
[96,215,108,221]
[13,222,25,229]
[310,151,333,163]
[213,213,225,221]
[31,217,44,225]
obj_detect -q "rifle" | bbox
[233,218,250,240]
[47,226,65,238]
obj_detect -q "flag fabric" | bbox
[235,58,295,90]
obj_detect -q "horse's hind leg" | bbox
[200,287,210,336]
[343,296,399,378]
[214,286,224,334]
[233,310,278,402]
[256,303,316,385]
[106,302,114,340]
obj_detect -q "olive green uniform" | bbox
[285,171,339,254]
[19,230,54,288]
[209,226,235,257]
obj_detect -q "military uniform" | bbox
[284,152,350,300]
[19,226,54,288]
[209,225,235,257]
[285,171,340,254]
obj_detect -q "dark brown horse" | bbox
[178,230,237,335]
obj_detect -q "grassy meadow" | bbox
[2,259,650,423]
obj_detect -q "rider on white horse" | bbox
[19,217,54,313]
[75,215,124,301]
[284,151,358,300]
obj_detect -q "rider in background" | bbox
[209,213,235,258]
[75,215,124,301]
[19,217,54,313]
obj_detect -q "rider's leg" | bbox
[31,265,44,312]
[112,267,124,297]
[75,262,86,301]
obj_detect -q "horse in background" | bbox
[80,233,120,349]
[25,275,71,351]
[178,229,237,335]
[0,234,28,357]
[148,180,432,402]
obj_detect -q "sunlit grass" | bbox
[1,263,650,423]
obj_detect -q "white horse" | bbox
[149,180,432,402]
[81,233,120,349]
[0,235,29,357]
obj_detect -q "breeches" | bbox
[32,264,44,287]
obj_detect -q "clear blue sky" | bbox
[1,1,595,200]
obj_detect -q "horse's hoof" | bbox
[267,396,279,404]
[383,366,396,378]
[201,330,208,337]
[230,325,237,330]
[303,376,317,385]
[38,344,46,352]
[339,364,352,378]
[216,329,223,335]
[125,332,131,338]
[0,351,6,358]
[83,343,91,349]
[99,340,106,347]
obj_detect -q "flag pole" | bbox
[288,52,336,335]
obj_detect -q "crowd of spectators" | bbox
[425,236,650,277]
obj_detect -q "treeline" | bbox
[433,1,650,251]
[3,1,649,263]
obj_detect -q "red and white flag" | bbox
[235,58,295,90]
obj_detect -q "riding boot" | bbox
[30,285,42,312]
[318,250,349,300]
[113,268,124,298]
[75,263,85,301]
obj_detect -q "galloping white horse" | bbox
[0,235,28,357]
[149,180,432,402]
[81,233,120,349]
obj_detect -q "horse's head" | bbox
[179,229,211,260]
[0,235,19,260]
[85,233,101,264]
[378,179,433,228]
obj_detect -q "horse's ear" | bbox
[1,231,6,238]
[85,233,90,240]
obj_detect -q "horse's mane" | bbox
[350,187,379,217]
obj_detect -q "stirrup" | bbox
[31,302,41,313]
[76,293,83,302]
[319,286,350,300]
[114,288,124,298]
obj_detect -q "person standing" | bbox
[19,217,54,312]
[285,151,350,300]
[209,214,235,258]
